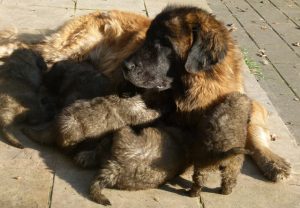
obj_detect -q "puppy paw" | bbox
[186,187,201,197]
[98,197,112,206]
[90,193,111,206]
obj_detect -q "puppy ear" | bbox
[185,25,228,73]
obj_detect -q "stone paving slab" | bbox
[0,0,145,43]
[0,137,57,208]
[51,159,198,208]
[74,0,146,15]
[246,0,300,56]
[0,167,53,208]
[268,0,300,26]
[0,1,300,208]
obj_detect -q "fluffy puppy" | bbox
[189,92,251,197]
[0,48,49,148]
[123,5,290,182]
[23,95,160,149]
[43,60,113,108]
[84,126,191,206]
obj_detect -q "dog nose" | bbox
[124,61,136,71]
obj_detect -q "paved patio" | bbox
[209,0,300,144]
[0,1,299,208]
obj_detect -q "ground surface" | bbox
[0,1,300,208]
[209,0,300,144]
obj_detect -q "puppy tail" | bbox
[215,147,252,160]
[0,27,18,42]
[1,126,24,149]
[90,161,120,206]
[22,122,56,145]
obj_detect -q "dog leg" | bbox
[90,161,120,206]
[74,136,112,169]
[74,150,98,168]
[247,101,291,182]
[22,122,56,145]
[1,126,23,149]
[188,163,208,197]
[220,155,243,195]
[34,13,106,66]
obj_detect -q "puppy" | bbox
[189,92,251,197]
[123,5,290,182]
[23,95,161,149]
[0,48,49,148]
[43,60,113,108]
[83,126,191,206]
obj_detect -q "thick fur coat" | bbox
[23,95,160,149]
[189,92,251,196]
[123,5,290,182]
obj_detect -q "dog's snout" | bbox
[124,61,136,71]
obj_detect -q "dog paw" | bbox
[90,193,111,206]
[262,155,291,182]
[98,198,112,206]
[186,188,201,197]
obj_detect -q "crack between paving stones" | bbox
[143,0,149,17]
[243,0,300,58]
[267,0,300,27]
[48,173,56,208]
[198,194,206,208]
[222,1,300,100]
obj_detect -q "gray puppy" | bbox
[23,95,161,149]
[0,48,48,148]
[189,92,252,196]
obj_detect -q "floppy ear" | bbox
[185,25,228,73]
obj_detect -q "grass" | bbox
[241,48,264,80]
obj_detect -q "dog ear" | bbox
[185,25,228,73]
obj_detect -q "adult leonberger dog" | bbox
[1,6,290,182]
[122,5,290,182]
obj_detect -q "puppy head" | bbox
[7,48,47,88]
[123,6,230,89]
[123,35,176,90]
